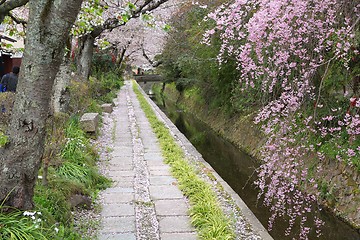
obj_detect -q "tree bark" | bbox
[52,60,72,113]
[76,34,95,80]
[0,0,83,210]
[117,47,127,68]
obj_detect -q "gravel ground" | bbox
[72,83,270,240]
[72,103,116,239]
[127,87,160,240]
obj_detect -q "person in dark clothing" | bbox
[1,66,20,92]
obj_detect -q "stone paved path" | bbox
[98,81,197,240]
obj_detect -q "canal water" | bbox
[152,94,360,240]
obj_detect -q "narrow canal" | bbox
[152,93,360,240]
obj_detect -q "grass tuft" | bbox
[0,210,47,240]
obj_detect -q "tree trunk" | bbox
[76,34,95,80]
[117,47,127,69]
[52,61,72,113]
[52,37,72,113]
[0,0,83,210]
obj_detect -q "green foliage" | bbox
[141,13,152,22]
[69,70,123,114]
[163,24,171,32]
[69,80,92,114]
[298,95,360,171]
[0,44,119,240]
[0,208,48,240]
[61,117,94,164]
[34,183,72,224]
[2,15,26,40]
[33,113,110,239]
[157,4,242,115]
[0,130,8,147]
[57,161,110,190]
[92,51,121,74]
[59,117,111,189]
[318,180,337,206]
[57,162,94,186]
[175,78,196,92]
[86,99,103,114]
[127,2,136,10]
[89,70,124,104]
[73,0,105,36]
[133,83,235,239]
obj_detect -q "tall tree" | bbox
[75,0,169,79]
[0,0,83,210]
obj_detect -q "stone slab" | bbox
[107,164,134,171]
[110,156,133,163]
[101,216,135,233]
[115,137,131,142]
[99,233,136,240]
[142,140,160,147]
[160,233,197,240]
[154,200,189,216]
[148,165,171,171]
[144,149,161,153]
[107,170,134,177]
[101,203,134,217]
[103,187,134,193]
[146,160,166,167]
[114,144,133,149]
[113,146,133,153]
[115,132,132,138]
[149,169,172,176]
[107,176,134,182]
[150,176,177,186]
[149,185,183,200]
[143,152,163,161]
[112,181,133,188]
[142,137,158,143]
[103,193,134,204]
[112,150,133,158]
[158,216,194,233]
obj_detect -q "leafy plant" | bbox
[0,203,51,240]
[0,131,8,146]
[34,183,72,224]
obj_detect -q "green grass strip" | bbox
[133,82,235,240]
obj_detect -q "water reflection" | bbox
[154,96,360,240]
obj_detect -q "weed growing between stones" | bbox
[133,82,235,240]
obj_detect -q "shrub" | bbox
[89,72,123,104]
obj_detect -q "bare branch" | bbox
[142,44,154,65]
[141,42,162,67]
[8,11,26,25]
[90,0,169,38]
[0,0,28,23]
